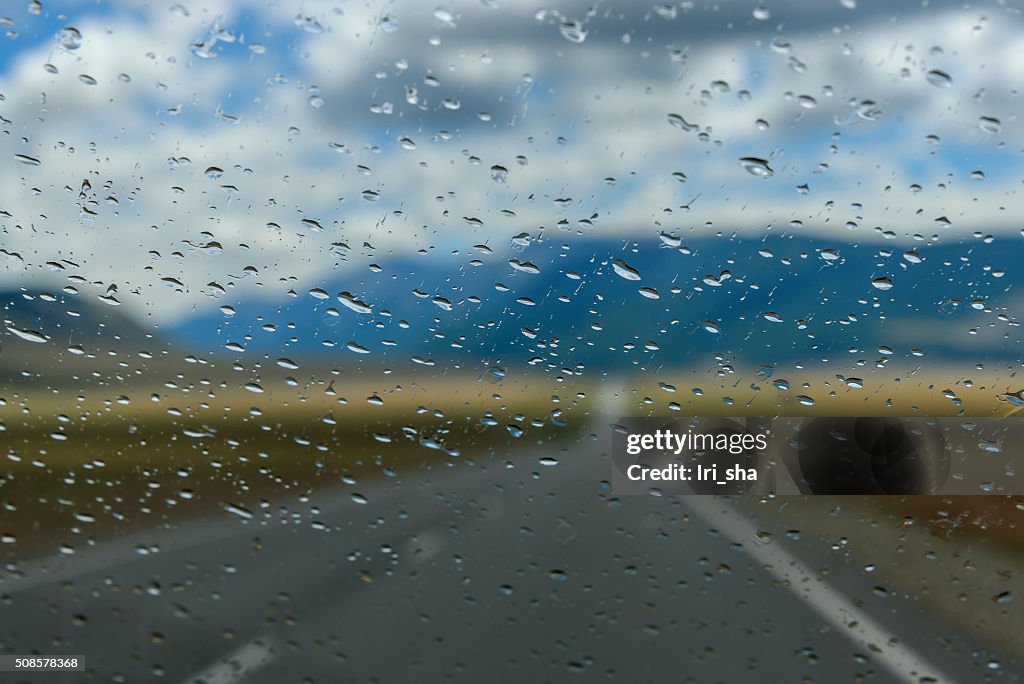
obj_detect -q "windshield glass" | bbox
[1,1,1021,682]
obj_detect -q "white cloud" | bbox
[1,0,1022,325]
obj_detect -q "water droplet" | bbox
[433,7,455,24]
[224,503,253,519]
[338,292,373,314]
[1002,391,1024,407]
[667,113,699,131]
[978,440,1003,454]
[926,69,953,87]
[57,27,81,50]
[294,14,324,33]
[871,277,893,291]
[14,153,41,166]
[902,250,922,264]
[659,232,682,248]
[490,165,508,183]
[559,20,587,43]
[611,259,641,281]
[978,116,1002,133]
[739,157,773,177]
[378,14,399,33]
[638,287,659,299]
[509,259,541,275]
[6,325,48,343]
[797,94,817,109]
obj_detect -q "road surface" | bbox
[0,433,1019,683]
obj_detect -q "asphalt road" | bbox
[0,436,1020,684]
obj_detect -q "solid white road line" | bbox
[684,496,958,684]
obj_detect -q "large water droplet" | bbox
[559,20,587,43]
[871,277,893,291]
[6,325,49,343]
[225,503,253,519]
[338,292,373,314]
[508,259,540,275]
[978,116,1001,133]
[667,113,699,131]
[925,69,953,87]
[57,27,82,49]
[378,14,399,33]
[490,165,508,183]
[797,94,817,109]
[739,157,773,177]
[611,259,641,281]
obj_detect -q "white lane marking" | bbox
[181,637,277,684]
[684,497,958,684]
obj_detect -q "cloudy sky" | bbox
[2,0,1022,326]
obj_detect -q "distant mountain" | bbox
[0,287,161,385]
[167,232,1022,374]
[1,287,154,349]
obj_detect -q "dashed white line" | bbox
[180,637,277,684]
